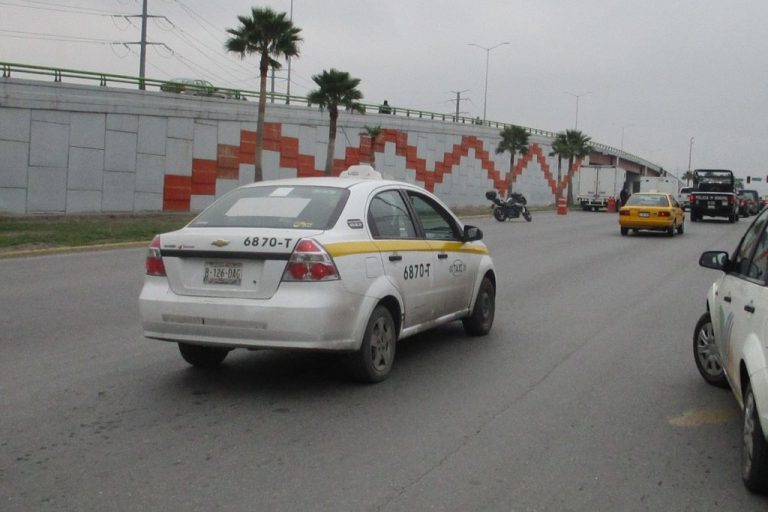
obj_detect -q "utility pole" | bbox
[451,89,469,121]
[139,0,148,90]
[122,0,167,90]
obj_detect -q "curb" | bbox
[0,241,150,259]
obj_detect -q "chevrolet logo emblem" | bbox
[211,240,230,247]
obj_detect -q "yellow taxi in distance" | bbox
[619,192,685,237]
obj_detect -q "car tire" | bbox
[677,221,684,234]
[348,305,396,383]
[743,383,768,494]
[692,313,729,388]
[620,227,628,236]
[730,213,737,223]
[178,343,229,368]
[463,277,496,336]
[667,224,675,237]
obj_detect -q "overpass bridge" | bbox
[0,62,662,214]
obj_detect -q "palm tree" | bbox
[564,130,592,206]
[361,125,382,168]
[682,170,694,185]
[225,7,302,182]
[496,125,530,196]
[550,132,569,199]
[307,69,365,175]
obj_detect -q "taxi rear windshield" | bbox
[625,194,669,207]
[189,185,349,229]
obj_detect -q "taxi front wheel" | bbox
[463,277,495,336]
[348,305,396,383]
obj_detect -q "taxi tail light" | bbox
[282,239,340,282]
[658,211,671,217]
[619,210,630,216]
[145,235,166,276]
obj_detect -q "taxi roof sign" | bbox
[339,165,382,179]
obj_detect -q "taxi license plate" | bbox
[204,262,242,285]
[639,212,650,217]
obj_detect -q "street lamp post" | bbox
[286,0,294,104]
[565,91,591,129]
[468,41,509,123]
[687,136,695,184]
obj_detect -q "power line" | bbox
[0,0,123,15]
[0,29,116,44]
[152,18,254,84]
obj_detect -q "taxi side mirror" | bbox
[463,225,483,242]
[699,251,729,271]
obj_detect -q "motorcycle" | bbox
[485,190,532,222]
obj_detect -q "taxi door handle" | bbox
[388,255,402,262]
[438,253,448,260]
[723,296,732,303]
[745,304,756,313]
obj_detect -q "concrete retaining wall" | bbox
[1,79,592,214]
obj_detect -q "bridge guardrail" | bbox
[1,61,660,171]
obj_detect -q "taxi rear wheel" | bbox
[178,343,229,368]
[692,313,728,388]
[743,383,768,493]
[620,227,628,236]
[348,305,396,383]
[463,277,495,336]
[677,221,684,234]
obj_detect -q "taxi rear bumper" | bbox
[139,276,373,351]
[619,217,675,230]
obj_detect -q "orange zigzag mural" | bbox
[163,123,578,211]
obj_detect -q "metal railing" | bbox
[1,61,660,171]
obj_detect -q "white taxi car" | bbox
[139,166,496,383]
[695,207,768,493]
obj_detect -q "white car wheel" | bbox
[692,313,728,388]
[743,383,768,493]
[348,305,396,383]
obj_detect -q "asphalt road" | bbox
[2,210,767,511]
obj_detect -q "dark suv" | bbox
[739,189,761,217]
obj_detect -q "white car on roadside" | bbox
[694,208,768,493]
[139,165,496,383]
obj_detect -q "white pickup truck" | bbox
[677,186,693,210]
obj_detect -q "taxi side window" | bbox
[747,229,768,283]
[368,191,417,239]
[407,192,460,241]
[733,209,768,277]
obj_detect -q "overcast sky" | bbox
[3,0,767,188]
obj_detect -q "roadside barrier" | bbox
[557,197,567,215]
